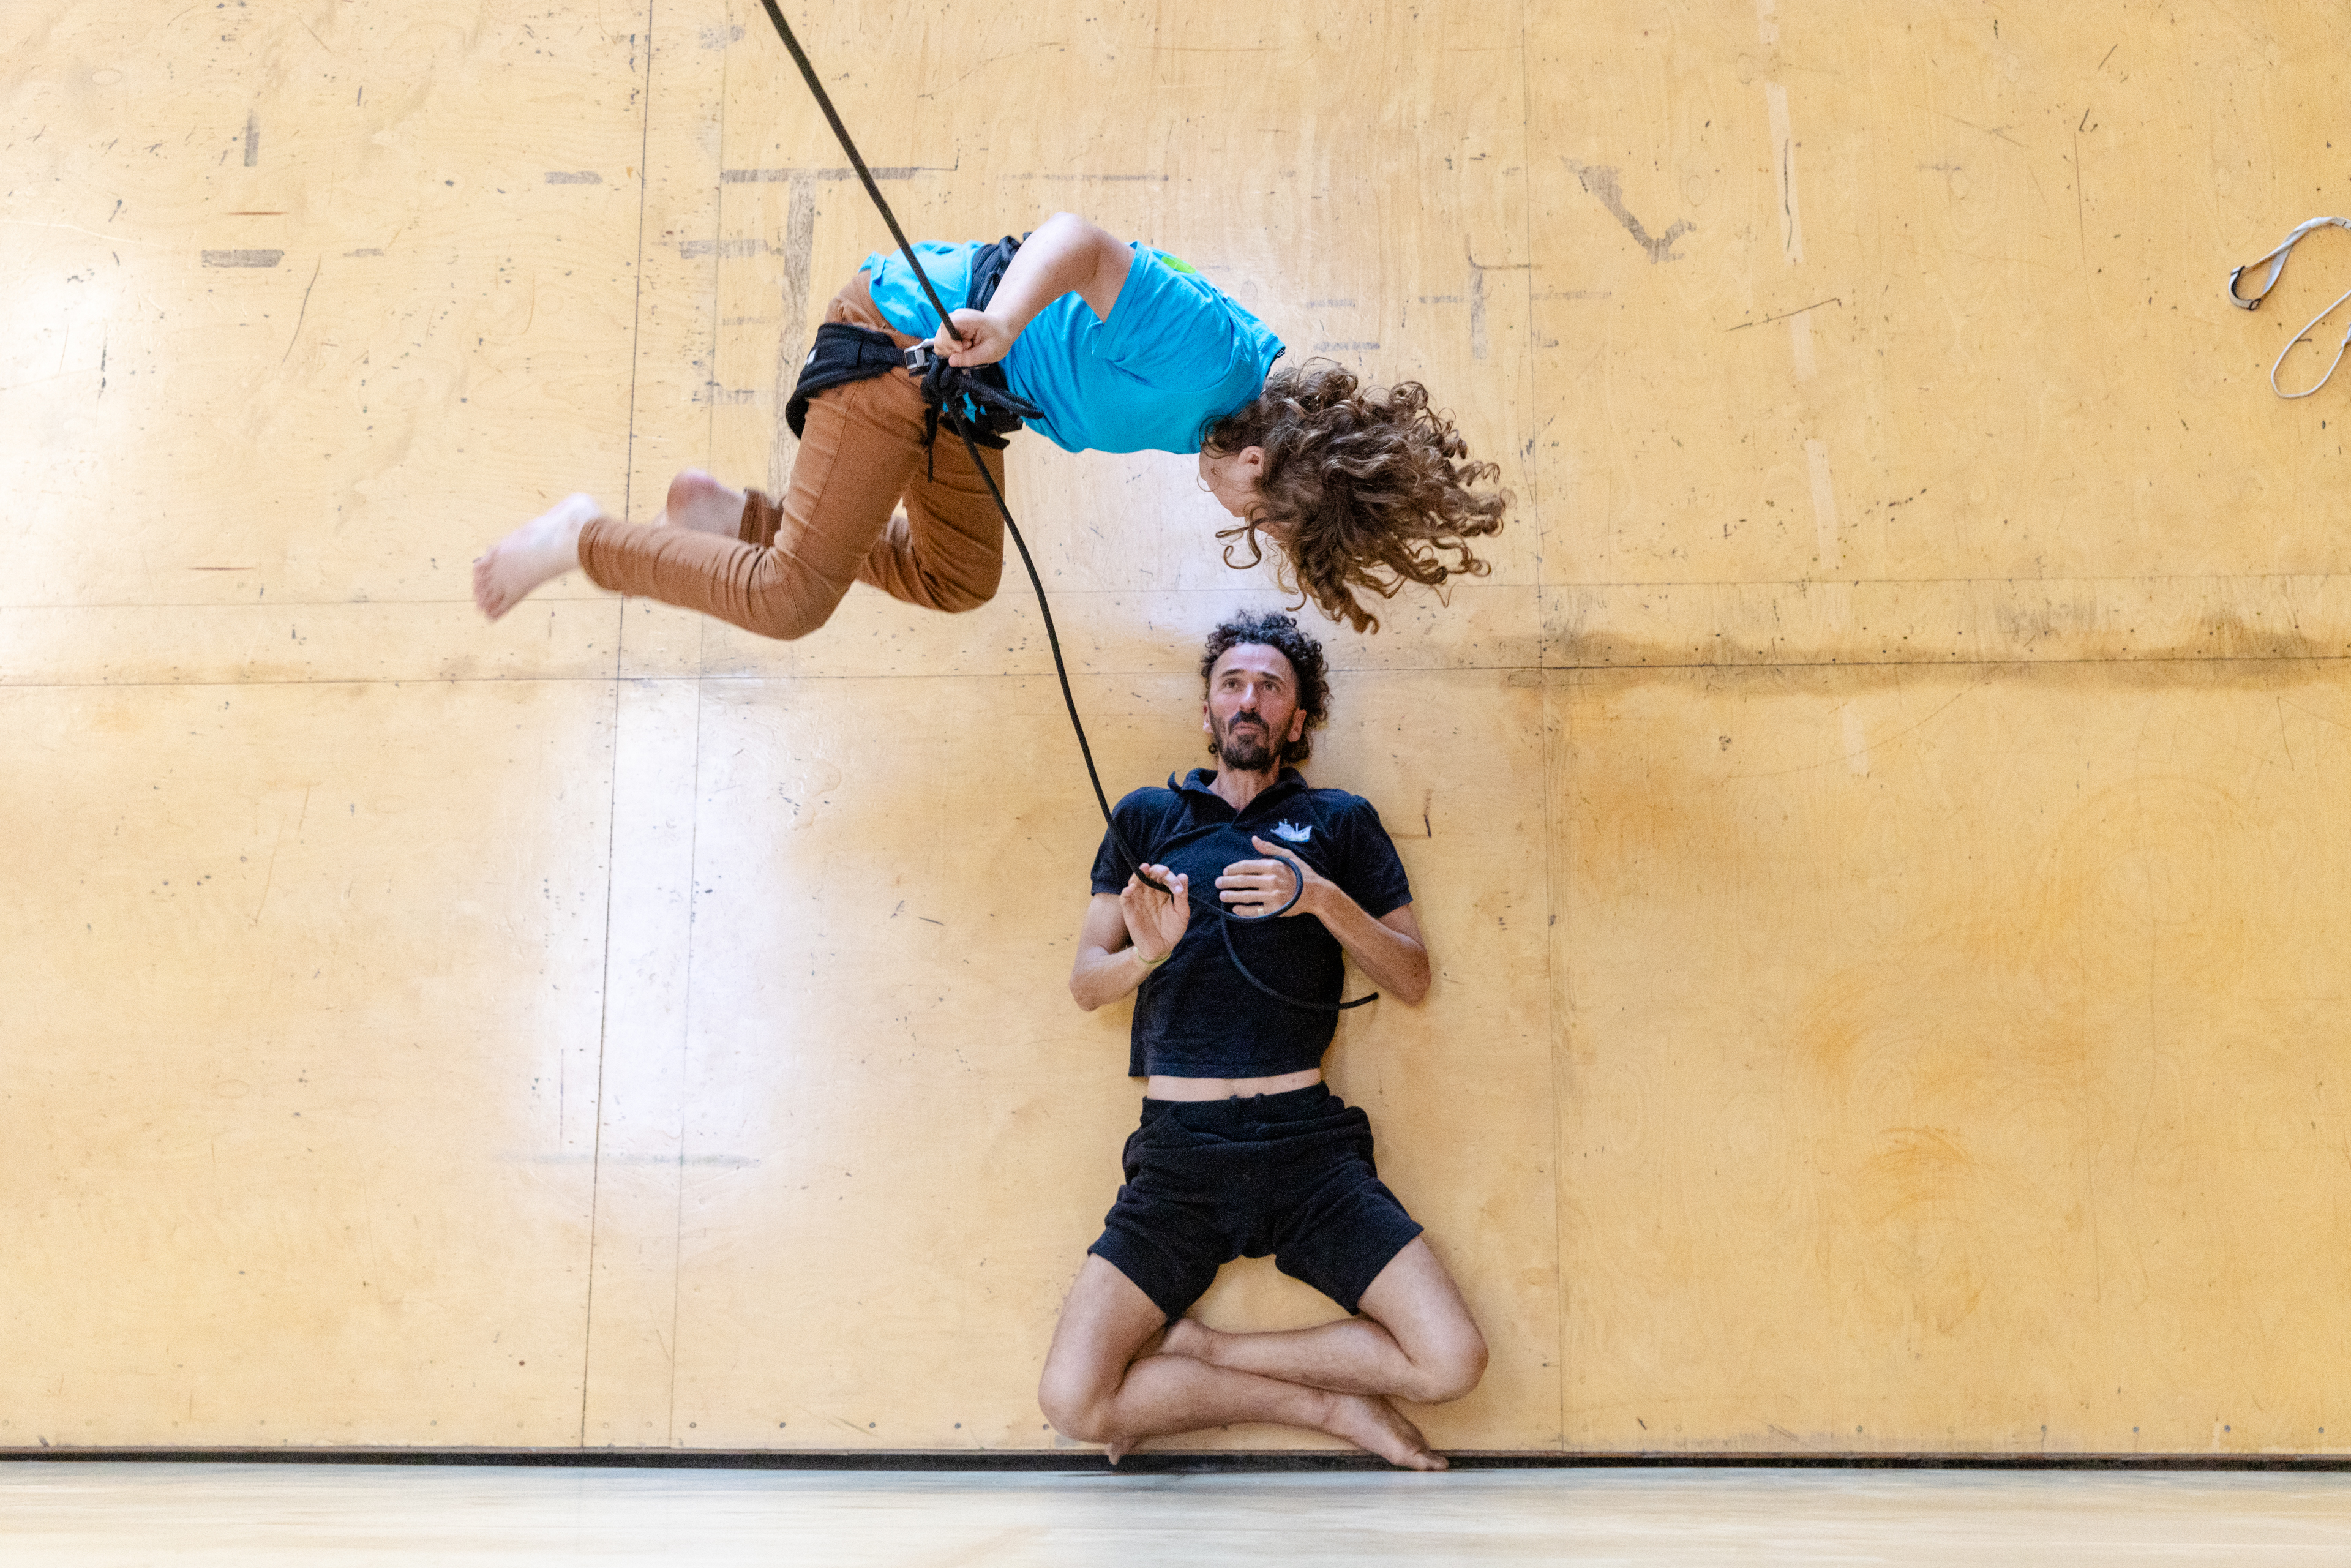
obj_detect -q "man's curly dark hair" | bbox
[1199,609,1330,765]
[1202,358,1510,634]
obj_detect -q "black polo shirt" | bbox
[1089,767,1414,1078]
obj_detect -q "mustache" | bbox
[1217,710,1280,767]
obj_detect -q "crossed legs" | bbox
[1036,1238,1486,1469]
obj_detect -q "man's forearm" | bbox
[1070,943,1165,1012]
[1307,889,1430,1003]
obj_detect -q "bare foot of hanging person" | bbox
[655,468,746,535]
[473,491,601,621]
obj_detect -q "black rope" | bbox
[754,0,960,336]
[754,1,1371,1015]
[948,417,1366,1013]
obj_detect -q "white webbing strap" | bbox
[2230,216,2351,399]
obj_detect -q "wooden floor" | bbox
[7,0,2351,1457]
[10,1464,2351,1566]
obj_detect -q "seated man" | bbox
[1042,610,1485,1469]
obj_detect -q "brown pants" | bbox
[575,273,1007,639]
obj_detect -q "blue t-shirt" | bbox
[1089,768,1414,1079]
[861,240,1285,454]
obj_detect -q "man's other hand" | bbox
[1122,863,1190,960]
[1217,838,1331,918]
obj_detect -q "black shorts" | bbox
[1087,1084,1424,1321]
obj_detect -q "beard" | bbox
[1213,713,1279,771]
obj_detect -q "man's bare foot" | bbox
[1321,1392,1446,1471]
[656,469,746,535]
[474,492,600,621]
[1158,1316,1217,1363]
[1101,1322,1182,1464]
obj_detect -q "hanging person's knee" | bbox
[733,561,853,642]
[924,553,1002,614]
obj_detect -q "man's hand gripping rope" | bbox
[1123,841,1312,969]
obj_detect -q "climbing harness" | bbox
[904,335,1043,479]
[786,241,1042,477]
[753,0,1372,1013]
[2229,216,2351,399]
[903,234,1040,470]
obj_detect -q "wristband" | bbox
[1136,950,1168,969]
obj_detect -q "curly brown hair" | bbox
[1201,359,1510,634]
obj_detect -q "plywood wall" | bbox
[6,0,2349,1455]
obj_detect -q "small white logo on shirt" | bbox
[1271,820,1313,844]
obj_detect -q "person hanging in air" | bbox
[471,213,1509,637]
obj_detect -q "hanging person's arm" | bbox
[934,213,1135,367]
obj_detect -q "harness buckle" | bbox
[900,342,1043,457]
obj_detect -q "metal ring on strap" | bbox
[2229,216,2351,310]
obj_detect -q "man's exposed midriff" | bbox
[1145,1068,1324,1102]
